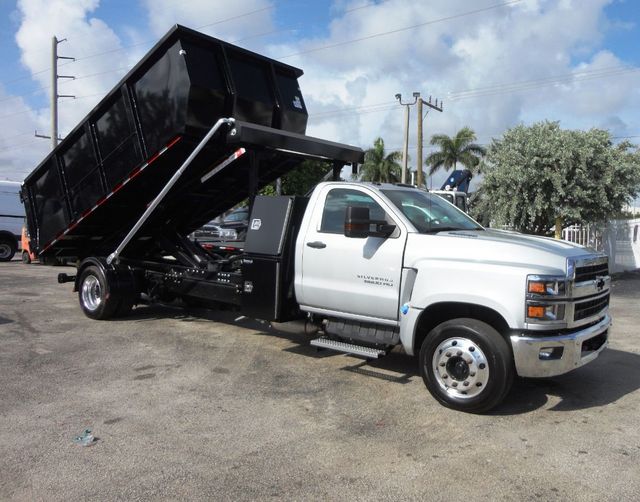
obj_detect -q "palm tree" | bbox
[359,137,402,183]
[426,127,486,176]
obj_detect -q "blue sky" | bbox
[0,0,639,195]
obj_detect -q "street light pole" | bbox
[395,92,419,184]
[417,95,443,188]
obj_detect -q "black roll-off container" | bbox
[21,24,363,323]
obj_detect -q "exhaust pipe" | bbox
[270,319,321,337]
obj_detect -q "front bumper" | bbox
[510,315,610,378]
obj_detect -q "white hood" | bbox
[403,228,600,275]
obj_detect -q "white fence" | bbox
[561,224,602,249]
[562,219,640,273]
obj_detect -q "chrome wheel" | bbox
[81,275,102,312]
[432,337,490,399]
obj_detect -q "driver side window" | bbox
[320,188,387,234]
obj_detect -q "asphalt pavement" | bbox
[1,260,639,501]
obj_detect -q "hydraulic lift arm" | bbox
[107,117,235,265]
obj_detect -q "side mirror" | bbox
[344,206,370,238]
[344,206,396,238]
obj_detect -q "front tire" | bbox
[419,318,513,413]
[78,265,120,320]
[22,251,31,264]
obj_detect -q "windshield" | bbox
[382,189,482,233]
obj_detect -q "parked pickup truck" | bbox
[21,25,610,412]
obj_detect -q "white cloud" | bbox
[0,88,49,181]
[142,0,275,40]
[0,0,131,180]
[14,0,126,133]
[264,0,638,189]
[1,0,638,186]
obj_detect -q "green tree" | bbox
[473,121,640,236]
[260,159,333,197]
[281,159,332,195]
[426,126,486,176]
[359,137,402,183]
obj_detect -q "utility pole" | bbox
[416,95,443,188]
[46,36,75,150]
[395,92,419,184]
[416,94,422,187]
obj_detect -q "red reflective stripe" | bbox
[166,135,182,149]
[147,152,160,164]
[41,135,182,252]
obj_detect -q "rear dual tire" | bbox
[78,265,135,320]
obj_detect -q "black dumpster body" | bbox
[21,24,317,260]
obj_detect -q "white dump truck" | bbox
[21,26,610,412]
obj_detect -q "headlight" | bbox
[526,302,565,321]
[527,275,566,297]
[526,274,567,324]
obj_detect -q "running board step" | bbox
[310,336,387,359]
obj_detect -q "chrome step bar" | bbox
[310,336,387,359]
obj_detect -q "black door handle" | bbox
[306,241,326,249]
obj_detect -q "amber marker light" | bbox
[528,281,546,294]
[527,305,546,318]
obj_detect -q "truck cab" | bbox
[293,182,610,412]
[430,189,468,212]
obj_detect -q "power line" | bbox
[449,65,640,100]
[0,0,529,109]
[0,139,47,153]
[0,4,278,90]
[57,6,277,69]
[0,131,33,142]
[0,84,50,104]
[276,0,522,59]
[450,64,637,96]
[310,100,397,117]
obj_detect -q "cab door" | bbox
[299,186,406,321]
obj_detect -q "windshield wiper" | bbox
[424,226,484,233]
[423,226,465,233]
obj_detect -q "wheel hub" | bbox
[433,337,489,399]
[81,275,102,312]
[446,356,470,381]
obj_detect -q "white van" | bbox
[0,181,25,261]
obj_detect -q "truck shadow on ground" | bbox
[289,343,640,414]
[492,348,640,414]
[119,304,640,415]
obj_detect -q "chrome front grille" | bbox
[574,293,609,321]
[575,262,609,282]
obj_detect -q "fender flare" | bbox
[75,257,136,298]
